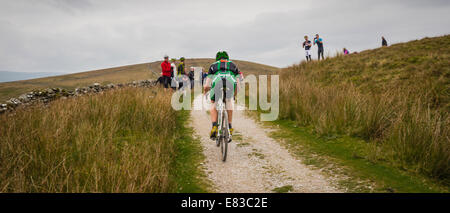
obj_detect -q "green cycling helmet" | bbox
[216,51,229,61]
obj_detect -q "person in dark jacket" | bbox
[201,68,208,86]
[177,57,187,90]
[382,36,388,47]
[188,67,195,89]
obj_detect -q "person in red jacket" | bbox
[161,55,172,90]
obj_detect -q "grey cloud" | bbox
[44,0,93,11]
[0,0,449,73]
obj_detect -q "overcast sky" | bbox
[0,0,449,73]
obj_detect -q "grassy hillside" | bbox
[0,87,209,192]
[286,36,449,111]
[279,35,449,186]
[0,58,279,101]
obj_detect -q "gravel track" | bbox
[190,95,341,193]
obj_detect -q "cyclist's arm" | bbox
[203,77,212,94]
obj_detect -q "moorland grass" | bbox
[279,35,449,185]
[0,87,206,192]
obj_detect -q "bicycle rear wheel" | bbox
[216,137,220,147]
[216,105,222,147]
[220,136,228,162]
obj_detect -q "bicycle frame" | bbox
[216,97,228,141]
[215,78,230,161]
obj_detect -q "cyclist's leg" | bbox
[210,101,218,123]
[226,100,233,124]
[225,82,235,124]
[209,100,218,139]
[209,88,219,139]
[225,80,235,135]
[210,85,218,124]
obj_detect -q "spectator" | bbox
[188,67,195,89]
[160,55,172,90]
[201,68,208,86]
[382,36,388,47]
[302,35,312,61]
[314,34,325,60]
[343,48,350,55]
[238,71,244,89]
[177,57,187,90]
[238,71,244,83]
[170,58,177,90]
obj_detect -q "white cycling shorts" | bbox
[305,49,311,57]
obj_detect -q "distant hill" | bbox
[0,71,66,83]
[0,58,279,101]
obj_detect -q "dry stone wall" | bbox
[0,79,158,114]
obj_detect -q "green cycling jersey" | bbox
[207,59,239,101]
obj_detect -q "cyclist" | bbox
[203,51,240,140]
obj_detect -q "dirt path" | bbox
[190,95,341,193]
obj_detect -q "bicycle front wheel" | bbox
[221,110,229,162]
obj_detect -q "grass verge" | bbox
[170,110,211,193]
[268,119,449,193]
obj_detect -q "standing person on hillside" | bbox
[188,67,195,89]
[160,55,172,91]
[382,36,388,47]
[313,34,325,60]
[302,35,312,61]
[170,58,177,90]
[343,48,350,55]
[177,57,187,90]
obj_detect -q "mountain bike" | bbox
[215,78,232,162]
